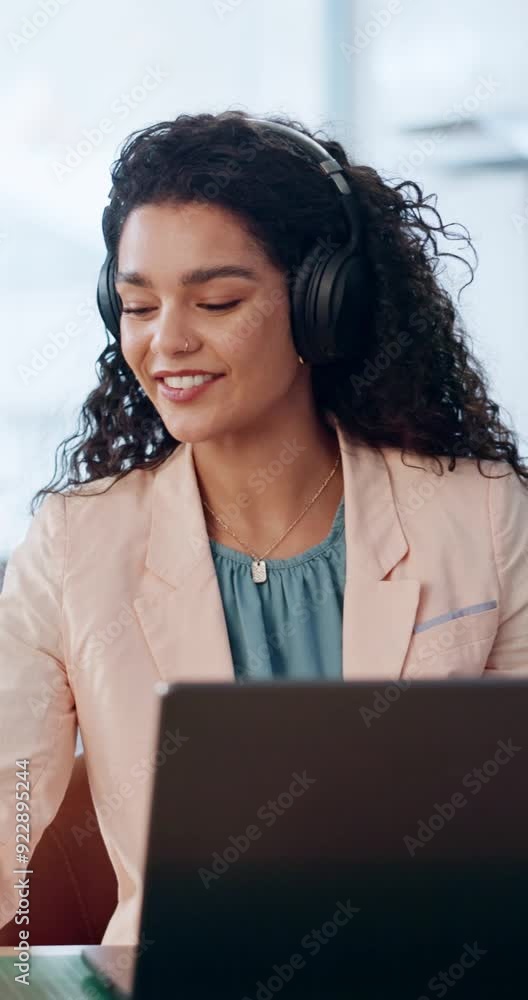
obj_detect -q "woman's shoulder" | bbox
[63,445,184,505]
[337,424,513,491]
[379,443,516,486]
[60,468,151,513]
[53,447,184,546]
[378,443,527,527]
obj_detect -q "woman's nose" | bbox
[148,305,190,354]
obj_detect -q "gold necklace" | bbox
[202,452,342,584]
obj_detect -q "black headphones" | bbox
[96,118,371,365]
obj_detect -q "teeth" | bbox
[164,374,217,388]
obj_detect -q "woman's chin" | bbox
[159,414,225,445]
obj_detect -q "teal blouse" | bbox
[209,497,346,681]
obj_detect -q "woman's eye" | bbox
[121,300,242,315]
[199,299,241,311]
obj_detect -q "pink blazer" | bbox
[1,419,527,945]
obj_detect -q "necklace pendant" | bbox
[251,559,267,584]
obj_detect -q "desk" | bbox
[0,947,112,999]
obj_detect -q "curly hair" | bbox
[30,108,528,513]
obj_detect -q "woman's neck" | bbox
[191,411,343,556]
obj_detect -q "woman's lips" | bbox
[157,375,225,403]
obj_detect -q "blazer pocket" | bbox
[403,605,499,678]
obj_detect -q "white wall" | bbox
[1,0,328,557]
[332,0,528,448]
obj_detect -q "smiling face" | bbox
[116,200,308,445]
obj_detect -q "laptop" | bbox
[82,679,528,998]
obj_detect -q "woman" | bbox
[1,110,527,947]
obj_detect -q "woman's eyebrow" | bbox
[115,264,259,287]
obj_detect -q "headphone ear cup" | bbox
[290,241,329,363]
[299,247,370,364]
[291,240,370,365]
[316,247,370,357]
[97,253,122,341]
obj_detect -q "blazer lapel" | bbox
[334,422,420,680]
[134,440,235,684]
[134,422,420,684]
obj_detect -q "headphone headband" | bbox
[247,118,351,189]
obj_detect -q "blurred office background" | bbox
[1,0,527,571]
